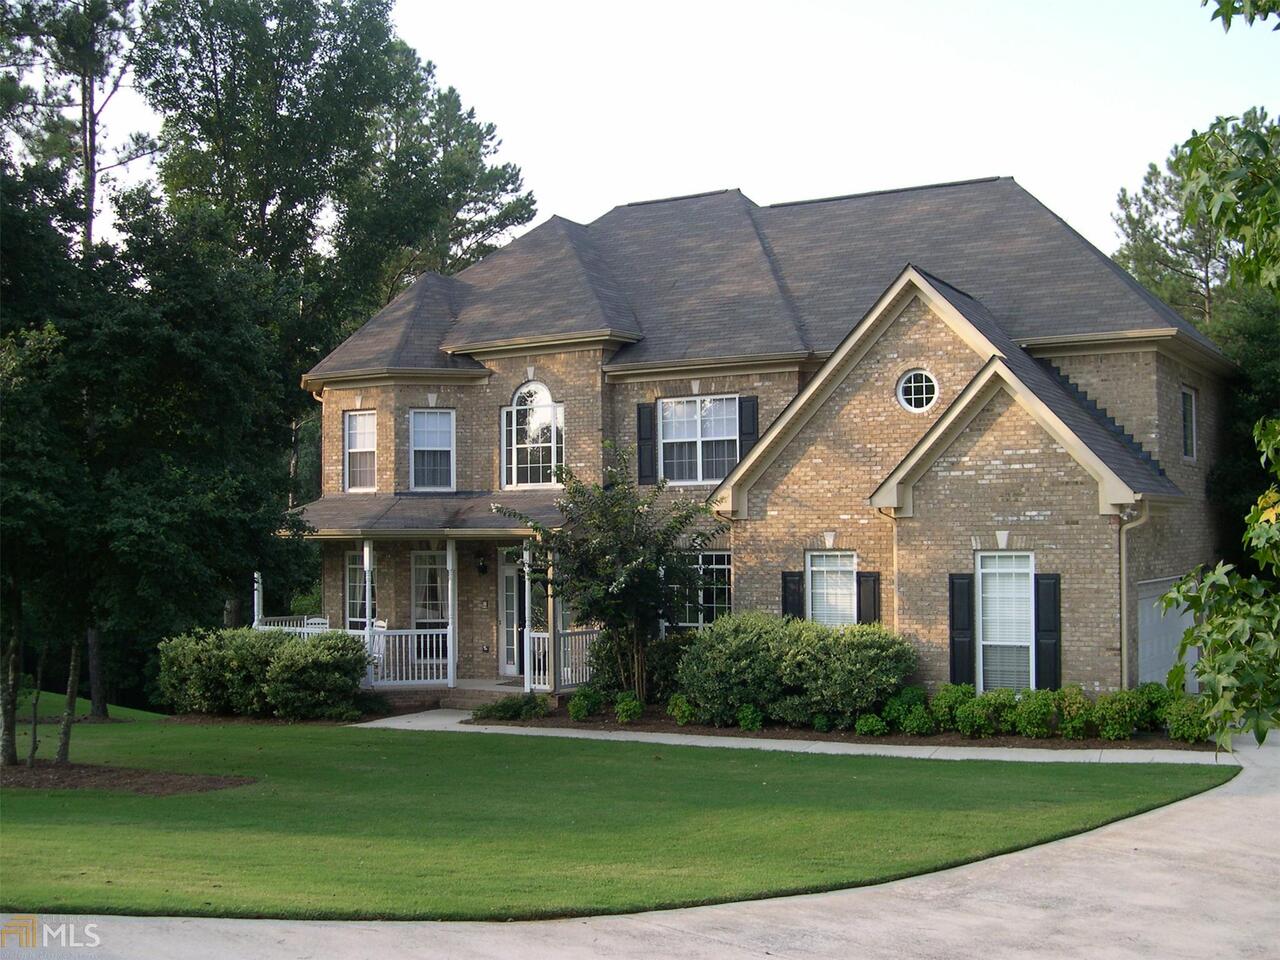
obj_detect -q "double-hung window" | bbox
[344,411,377,492]
[805,551,858,626]
[658,395,738,483]
[976,552,1035,691]
[345,551,376,630]
[502,382,564,487]
[1181,386,1197,461]
[411,551,449,630]
[410,409,455,490]
[675,552,732,629]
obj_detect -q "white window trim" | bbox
[675,551,733,629]
[344,550,376,630]
[974,550,1036,693]
[410,550,450,631]
[1181,385,1198,462]
[500,387,565,490]
[408,409,456,492]
[804,550,858,626]
[896,368,939,413]
[344,410,377,493]
[657,393,739,485]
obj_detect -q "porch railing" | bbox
[257,615,330,630]
[528,631,551,691]
[559,629,596,688]
[369,629,450,686]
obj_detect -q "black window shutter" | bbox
[856,571,881,624]
[636,403,657,484]
[1034,573,1062,690]
[738,395,759,458]
[781,571,804,619]
[948,574,975,685]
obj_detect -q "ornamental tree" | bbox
[1165,418,1280,750]
[494,446,727,702]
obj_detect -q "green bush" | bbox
[900,703,936,736]
[260,631,372,721]
[769,694,816,728]
[983,688,1019,734]
[646,630,695,704]
[1056,686,1094,739]
[929,683,975,731]
[472,693,550,721]
[1162,695,1212,743]
[1135,682,1175,732]
[737,703,764,731]
[567,685,606,721]
[1013,689,1058,738]
[812,713,832,733]
[614,691,643,724]
[882,685,927,731]
[954,698,995,739]
[666,693,695,726]
[674,612,786,726]
[1093,690,1145,741]
[854,714,889,736]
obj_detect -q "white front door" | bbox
[499,564,522,676]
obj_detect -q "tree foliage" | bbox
[1165,419,1280,750]
[494,448,727,702]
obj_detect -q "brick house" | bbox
[272,176,1227,699]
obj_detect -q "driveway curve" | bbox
[29,738,1278,960]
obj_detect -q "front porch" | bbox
[254,535,597,695]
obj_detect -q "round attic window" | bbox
[897,369,938,412]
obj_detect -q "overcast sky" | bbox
[103,0,1277,254]
[390,0,1277,253]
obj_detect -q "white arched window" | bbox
[502,382,565,487]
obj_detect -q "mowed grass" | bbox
[0,707,1236,920]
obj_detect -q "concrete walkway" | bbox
[21,735,1276,959]
[354,707,1232,764]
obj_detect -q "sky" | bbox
[100,0,1278,254]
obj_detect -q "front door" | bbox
[499,564,524,677]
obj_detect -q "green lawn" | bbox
[0,707,1236,921]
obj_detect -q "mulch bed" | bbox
[470,704,1214,751]
[1,760,257,796]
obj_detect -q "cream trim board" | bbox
[869,360,1137,516]
[303,368,491,391]
[710,266,1003,517]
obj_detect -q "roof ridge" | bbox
[550,217,643,337]
[624,188,736,207]
[767,176,1006,209]
[743,195,811,351]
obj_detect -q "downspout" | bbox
[1117,499,1150,691]
[875,507,899,631]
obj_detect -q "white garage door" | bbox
[1137,577,1197,690]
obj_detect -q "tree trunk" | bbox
[27,638,47,766]
[288,418,300,509]
[223,596,242,628]
[86,625,108,719]
[81,73,96,256]
[0,588,20,767]
[632,626,647,703]
[55,633,82,765]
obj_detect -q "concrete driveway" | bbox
[20,737,1278,960]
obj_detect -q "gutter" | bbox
[1117,498,1151,690]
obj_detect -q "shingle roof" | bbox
[915,268,1181,498]
[296,491,564,534]
[307,176,1221,383]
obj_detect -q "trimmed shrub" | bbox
[737,703,764,731]
[614,691,643,724]
[882,685,928,732]
[263,631,372,721]
[666,693,695,726]
[1093,689,1145,740]
[954,698,995,739]
[1162,695,1211,743]
[900,703,937,736]
[812,713,832,733]
[1135,682,1175,732]
[983,688,1019,734]
[1013,689,1058,739]
[646,630,695,704]
[930,683,975,731]
[1056,686,1094,739]
[567,685,606,721]
[854,714,889,736]
[675,612,786,726]
[473,693,550,721]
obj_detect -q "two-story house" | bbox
[278,176,1227,703]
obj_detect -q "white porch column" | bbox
[362,539,374,654]
[546,551,559,694]
[252,571,263,626]
[446,538,458,688]
[522,540,533,693]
